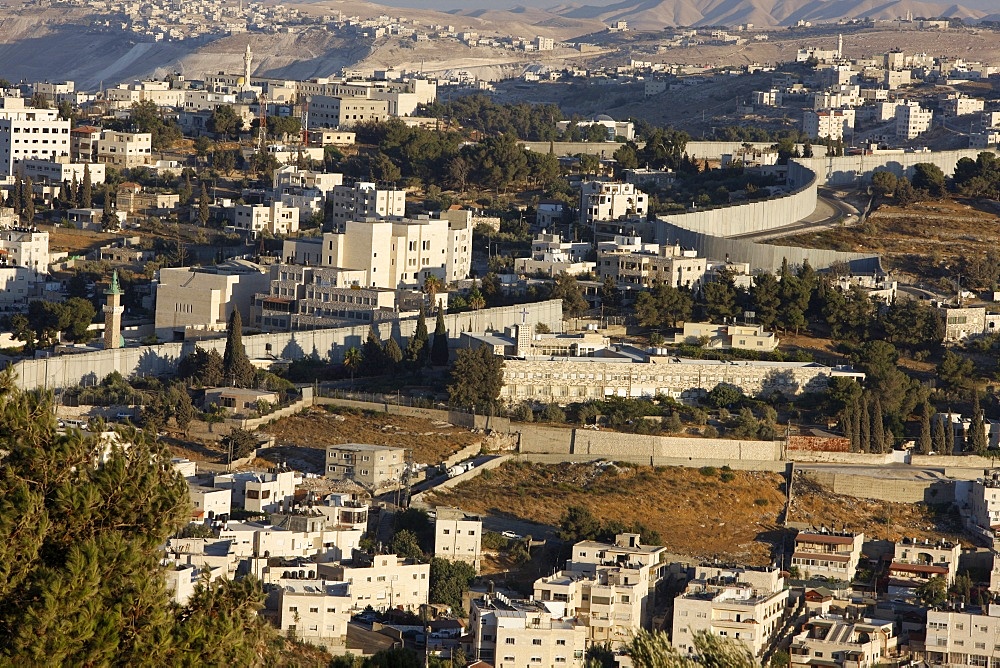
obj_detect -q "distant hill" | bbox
[554,0,985,29]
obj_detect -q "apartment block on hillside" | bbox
[791,530,865,582]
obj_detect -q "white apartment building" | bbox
[887,538,961,600]
[535,36,554,51]
[672,566,789,659]
[324,443,405,492]
[924,605,1000,667]
[274,166,344,194]
[580,181,647,225]
[596,237,707,290]
[468,593,587,667]
[329,181,405,224]
[188,483,232,520]
[317,554,430,613]
[154,259,270,340]
[231,201,300,236]
[434,506,484,572]
[285,213,472,290]
[19,158,106,189]
[803,109,854,141]
[753,89,781,106]
[273,579,351,647]
[0,97,71,176]
[307,95,389,128]
[895,102,934,140]
[70,125,102,163]
[218,520,362,567]
[790,617,898,667]
[535,201,565,229]
[96,131,152,169]
[515,232,596,277]
[945,94,985,117]
[970,471,1000,536]
[792,530,865,582]
[0,227,49,275]
[667,322,779,352]
[31,81,75,104]
[212,469,302,514]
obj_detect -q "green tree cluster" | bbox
[222,309,256,388]
[447,346,504,413]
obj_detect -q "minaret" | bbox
[837,34,843,59]
[103,270,123,350]
[243,42,253,89]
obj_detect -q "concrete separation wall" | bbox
[15,300,563,391]
[315,397,511,433]
[790,451,895,465]
[410,455,513,507]
[799,149,997,187]
[520,452,788,471]
[571,430,781,461]
[801,470,954,504]
[520,141,802,161]
[517,424,574,454]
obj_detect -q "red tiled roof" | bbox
[889,562,949,575]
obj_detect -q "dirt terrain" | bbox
[259,405,482,473]
[772,198,1000,283]
[430,461,789,565]
[789,471,965,543]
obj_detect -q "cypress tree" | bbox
[431,309,449,366]
[23,177,34,223]
[384,337,403,369]
[222,308,255,388]
[969,392,988,456]
[199,181,210,226]
[945,411,956,455]
[871,397,886,454]
[361,325,386,376]
[918,400,933,455]
[932,411,946,454]
[10,175,20,214]
[68,173,78,207]
[81,163,92,208]
[405,303,429,365]
[859,394,871,453]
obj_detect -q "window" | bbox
[533,639,542,645]
[505,638,515,645]
[556,640,567,646]
[309,607,319,613]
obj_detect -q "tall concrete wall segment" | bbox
[798,149,997,187]
[13,300,564,391]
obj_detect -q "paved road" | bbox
[729,188,861,242]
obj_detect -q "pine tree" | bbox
[222,308,256,388]
[969,392,988,456]
[10,175,20,214]
[431,309,449,366]
[859,394,871,453]
[932,411,947,454]
[101,185,117,231]
[81,162,92,208]
[0,369,279,664]
[199,181,210,226]
[871,397,886,454]
[918,400,933,455]
[405,304,429,365]
[945,411,956,455]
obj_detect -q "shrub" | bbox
[698,466,717,477]
[702,425,719,438]
[754,498,769,506]
[542,403,566,423]
[720,471,735,483]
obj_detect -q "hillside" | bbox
[555,0,984,29]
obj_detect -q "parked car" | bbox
[501,531,522,540]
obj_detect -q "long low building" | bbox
[497,347,863,404]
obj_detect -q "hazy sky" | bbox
[375,0,999,13]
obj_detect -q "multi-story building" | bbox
[0,226,49,275]
[803,109,854,141]
[96,131,152,168]
[622,167,676,190]
[672,565,789,659]
[19,158,106,190]
[468,592,587,667]
[514,232,595,277]
[924,605,1000,667]
[283,213,472,290]
[317,553,429,612]
[972,471,1000,537]
[328,181,405,224]
[212,469,302,514]
[231,201,300,236]
[188,482,232,520]
[667,322,779,352]
[496,350,862,404]
[944,94,985,117]
[791,530,865,582]
[596,237,706,290]
[535,36,554,51]
[789,617,898,667]
[0,97,71,175]
[272,579,351,648]
[887,538,961,599]
[324,443,405,492]
[433,507,483,572]
[69,125,102,163]
[307,96,389,128]
[153,259,270,341]
[895,102,934,140]
[580,181,647,226]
